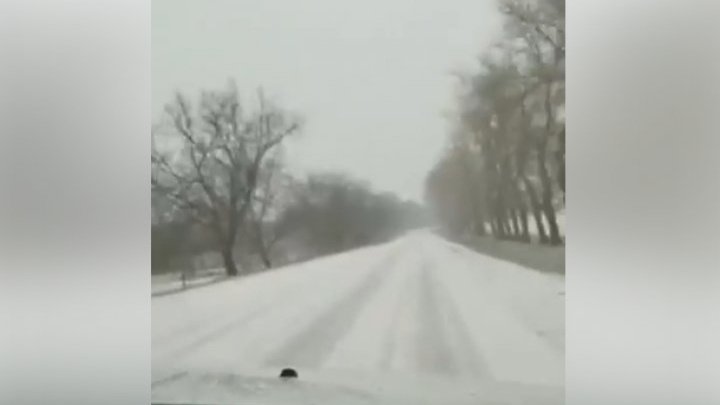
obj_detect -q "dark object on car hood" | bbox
[279,368,298,379]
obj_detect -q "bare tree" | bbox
[246,150,289,269]
[151,84,301,276]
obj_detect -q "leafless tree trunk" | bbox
[517,204,530,242]
[521,175,548,244]
[537,141,562,245]
[253,221,272,269]
[538,82,562,245]
[557,125,565,202]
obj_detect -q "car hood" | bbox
[151,369,563,405]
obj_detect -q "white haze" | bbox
[152,0,503,201]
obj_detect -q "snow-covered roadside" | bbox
[152,231,564,404]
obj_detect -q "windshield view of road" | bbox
[152,0,565,403]
[152,232,563,404]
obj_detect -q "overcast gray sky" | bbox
[153,0,502,201]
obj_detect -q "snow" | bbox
[151,274,225,296]
[152,231,564,404]
[151,268,226,295]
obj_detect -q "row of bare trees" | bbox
[425,0,565,245]
[273,174,429,259]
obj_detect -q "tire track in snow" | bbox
[414,261,457,375]
[152,294,315,383]
[319,249,421,372]
[427,264,492,378]
[153,259,382,371]
[152,253,393,383]
[438,238,565,354]
[425,238,564,385]
[414,254,490,378]
[155,297,285,365]
[152,281,251,347]
[262,251,403,369]
[151,272,319,349]
[377,262,416,371]
[151,371,188,389]
[152,245,393,348]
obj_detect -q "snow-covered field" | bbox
[152,231,564,404]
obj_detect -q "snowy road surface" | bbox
[152,231,564,404]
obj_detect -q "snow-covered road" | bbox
[152,231,564,404]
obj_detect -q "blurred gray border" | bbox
[1,0,150,404]
[568,0,720,404]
